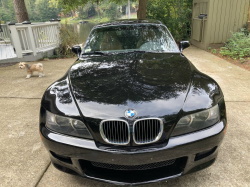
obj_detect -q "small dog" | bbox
[19,62,45,78]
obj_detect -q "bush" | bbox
[220,28,250,60]
[79,3,97,19]
[104,3,121,20]
[146,0,193,42]
[211,49,217,54]
[55,23,79,58]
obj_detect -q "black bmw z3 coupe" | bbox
[40,19,227,185]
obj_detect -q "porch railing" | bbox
[0,24,11,43]
[8,21,60,58]
[32,23,59,51]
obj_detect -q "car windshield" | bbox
[83,24,179,53]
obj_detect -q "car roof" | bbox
[94,19,162,28]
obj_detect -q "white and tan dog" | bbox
[19,62,45,78]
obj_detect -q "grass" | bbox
[120,12,137,19]
[85,16,110,23]
[61,13,137,24]
[61,15,110,24]
[61,17,80,24]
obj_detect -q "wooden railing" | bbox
[8,21,60,58]
[0,24,11,43]
[32,23,60,51]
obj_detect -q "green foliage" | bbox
[41,52,49,60]
[239,24,249,35]
[103,2,120,20]
[109,0,136,5]
[50,0,131,16]
[25,0,37,21]
[78,3,96,19]
[220,28,250,60]
[109,0,137,16]
[0,0,61,23]
[211,49,217,54]
[77,0,128,22]
[0,0,16,22]
[61,17,80,24]
[240,58,245,63]
[56,23,79,58]
[49,0,101,12]
[34,0,61,22]
[146,0,193,42]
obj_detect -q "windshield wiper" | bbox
[82,51,109,56]
[131,50,147,53]
[121,50,157,54]
[82,50,163,56]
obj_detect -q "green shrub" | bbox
[55,23,79,58]
[146,0,193,42]
[104,3,121,20]
[211,49,217,54]
[78,3,97,19]
[220,28,250,60]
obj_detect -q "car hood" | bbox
[69,52,192,121]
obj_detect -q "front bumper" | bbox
[40,120,226,185]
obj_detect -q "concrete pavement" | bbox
[0,58,75,187]
[0,47,250,187]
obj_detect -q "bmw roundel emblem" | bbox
[124,109,137,120]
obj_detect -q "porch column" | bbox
[8,23,23,58]
[23,21,37,56]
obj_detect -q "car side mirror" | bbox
[179,41,190,52]
[72,45,82,55]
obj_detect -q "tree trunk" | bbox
[96,0,101,19]
[137,0,147,20]
[12,0,29,23]
[71,10,75,18]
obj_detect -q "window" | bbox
[84,24,179,53]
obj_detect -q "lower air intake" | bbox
[91,159,175,170]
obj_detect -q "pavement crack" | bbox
[34,162,51,187]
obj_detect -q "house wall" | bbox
[191,0,210,49]
[246,2,250,31]
[209,0,249,44]
[191,0,249,50]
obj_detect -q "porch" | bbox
[0,44,16,61]
[0,21,60,63]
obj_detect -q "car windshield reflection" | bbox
[83,24,179,54]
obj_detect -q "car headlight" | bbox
[46,111,93,139]
[171,105,220,137]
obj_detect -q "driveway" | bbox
[0,46,249,187]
